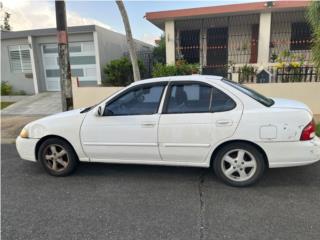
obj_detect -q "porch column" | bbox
[27,36,39,94]
[257,12,272,66]
[165,20,175,65]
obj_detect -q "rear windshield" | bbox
[223,79,274,107]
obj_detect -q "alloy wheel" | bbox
[43,144,69,172]
[221,149,257,182]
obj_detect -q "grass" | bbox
[316,123,320,137]
[0,102,14,109]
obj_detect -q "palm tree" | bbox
[116,0,141,81]
[307,1,320,69]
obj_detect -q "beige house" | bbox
[146,1,316,82]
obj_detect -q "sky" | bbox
[0,0,259,45]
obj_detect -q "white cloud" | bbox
[0,0,111,31]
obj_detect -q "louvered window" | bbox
[8,45,32,72]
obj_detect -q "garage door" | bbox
[41,42,97,91]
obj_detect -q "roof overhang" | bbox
[1,25,97,40]
[145,1,309,30]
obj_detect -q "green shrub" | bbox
[153,35,166,64]
[152,60,200,77]
[1,81,13,95]
[316,123,320,137]
[102,57,146,86]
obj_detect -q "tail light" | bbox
[300,120,316,141]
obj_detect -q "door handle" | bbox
[216,120,233,126]
[141,122,156,128]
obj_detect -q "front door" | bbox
[158,81,243,165]
[205,27,228,77]
[80,83,167,162]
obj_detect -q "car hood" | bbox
[38,108,85,121]
[271,98,312,113]
[24,108,87,138]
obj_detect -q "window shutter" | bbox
[9,50,22,71]
[8,45,32,73]
[21,50,32,71]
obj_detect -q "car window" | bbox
[211,87,236,112]
[166,83,212,113]
[223,79,274,107]
[104,84,165,116]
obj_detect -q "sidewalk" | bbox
[1,92,62,115]
[1,92,62,143]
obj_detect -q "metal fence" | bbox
[124,51,153,78]
[227,66,319,83]
[274,66,319,83]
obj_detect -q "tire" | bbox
[37,137,78,176]
[213,142,266,187]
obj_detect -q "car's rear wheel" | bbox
[213,143,266,187]
[37,138,78,176]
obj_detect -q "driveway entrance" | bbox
[1,92,62,115]
[41,42,98,91]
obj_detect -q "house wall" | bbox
[175,14,260,65]
[95,26,153,84]
[1,37,35,94]
[1,33,95,94]
[2,28,153,94]
[173,10,310,66]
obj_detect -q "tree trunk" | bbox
[116,0,141,81]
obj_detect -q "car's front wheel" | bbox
[37,137,78,176]
[213,143,266,187]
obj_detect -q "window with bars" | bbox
[179,29,200,64]
[8,45,32,73]
[290,22,311,51]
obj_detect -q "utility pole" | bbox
[55,0,73,111]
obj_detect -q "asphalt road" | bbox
[2,144,320,240]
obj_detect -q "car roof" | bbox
[130,75,224,86]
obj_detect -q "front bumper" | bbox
[262,137,320,168]
[16,136,39,162]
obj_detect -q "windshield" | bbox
[223,79,274,107]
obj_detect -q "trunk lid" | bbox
[271,98,312,113]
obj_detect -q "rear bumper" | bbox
[261,137,320,168]
[16,136,39,162]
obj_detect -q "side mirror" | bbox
[95,106,103,117]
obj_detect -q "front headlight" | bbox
[19,128,29,138]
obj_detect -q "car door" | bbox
[80,82,167,162]
[158,81,243,165]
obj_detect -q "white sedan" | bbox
[16,75,320,187]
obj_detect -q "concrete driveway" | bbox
[2,144,320,240]
[1,92,62,115]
